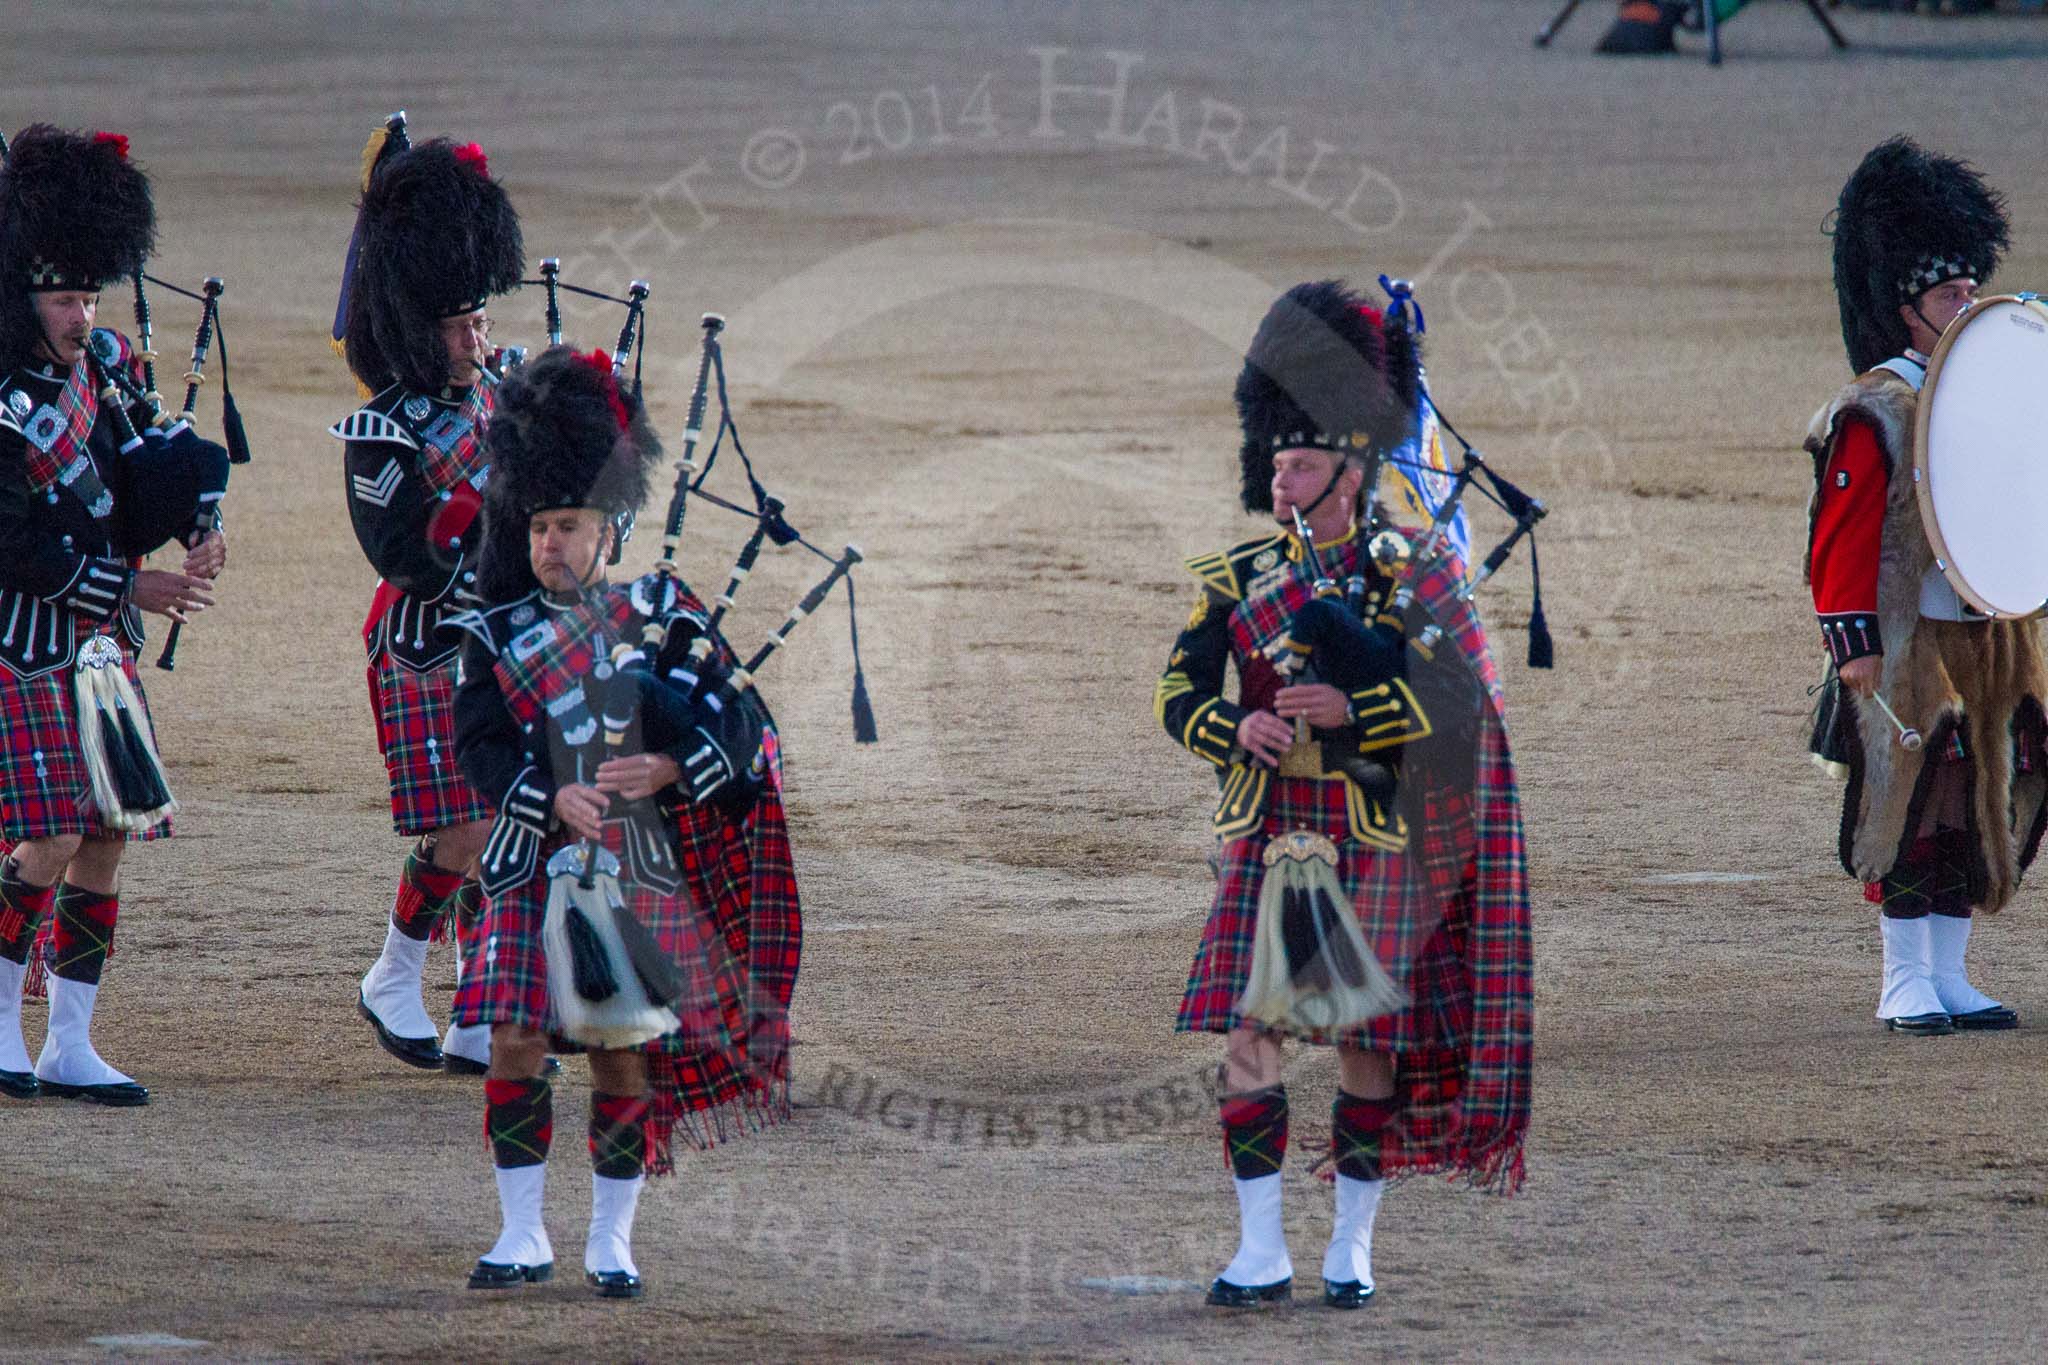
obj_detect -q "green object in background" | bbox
[1679,0,1749,28]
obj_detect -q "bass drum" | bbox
[1914,293,2048,618]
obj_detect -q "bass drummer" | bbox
[1805,137,2043,1036]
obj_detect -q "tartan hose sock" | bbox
[485,1076,553,1169]
[1331,1090,1402,1182]
[50,884,118,985]
[1219,1086,1288,1179]
[391,846,465,940]
[449,876,486,937]
[0,860,54,965]
[588,1092,651,1180]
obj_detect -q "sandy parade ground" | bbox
[5,1,2048,1359]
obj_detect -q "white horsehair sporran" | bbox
[74,632,176,832]
[1239,829,1408,1034]
[541,842,681,1049]
[1914,293,2048,619]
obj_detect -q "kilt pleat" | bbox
[366,650,491,836]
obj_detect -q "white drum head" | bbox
[1915,295,2048,618]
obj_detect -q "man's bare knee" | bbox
[1336,1045,1396,1100]
[1221,1025,1283,1094]
[486,1025,547,1080]
[9,834,83,886]
[589,1048,648,1097]
[430,820,491,874]
[61,837,125,895]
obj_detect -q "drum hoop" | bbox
[1911,293,2048,620]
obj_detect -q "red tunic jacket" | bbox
[1809,415,1886,666]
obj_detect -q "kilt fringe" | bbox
[1324,1142,1525,1195]
[25,920,48,999]
[649,1077,792,1176]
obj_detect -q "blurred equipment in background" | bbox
[1537,0,1849,64]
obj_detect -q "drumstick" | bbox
[1870,691,1924,752]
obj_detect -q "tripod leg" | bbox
[1535,0,1586,46]
[1706,0,1722,64]
[1805,0,1850,48]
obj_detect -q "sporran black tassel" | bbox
[1314,888,1369,989]
[103,709,170,811]
[565,905,621,1003]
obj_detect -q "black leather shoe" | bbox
[1323,1278,1376,1310]
[1951,1004,2019,1031]
[587,1270,643,1299]
[445,1054,562,1078]
[0,1069,36,1099]
[1885,1013,1955,1036]
[39,1077,149,1106]
[358,994,443,1069]
[467,1259,553,1289]
[1206,1276,1291,1308]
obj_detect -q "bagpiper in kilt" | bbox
[445,345,773,1300]
[1804,139,2038,1036]
[0,125,231,1107]
[332,127,524,1073]
[1158,279,1533,1312]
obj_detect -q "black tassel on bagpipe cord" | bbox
[1525,536,1553,670]
[847,578,878,744]
[214,302,251,466]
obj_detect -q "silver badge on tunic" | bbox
[1252,547,1280,572]
[6,389,29,417]
[23,405,65,452]
[404,395,432,422]
[509,604,536,627]
[509,621,556,663]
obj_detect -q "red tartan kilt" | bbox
[1176,774,1473,1052]
[366,649,491,836]
[0,640,171,843]
[450,828,750,1062]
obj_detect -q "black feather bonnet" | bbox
[1831,137,2008,376]
[1234,278,1422,515]
[476,345,663,602]
[0,124,156,370]
[343,137,523,396]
